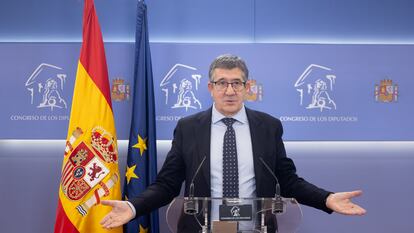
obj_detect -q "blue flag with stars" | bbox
[123,1,159,233]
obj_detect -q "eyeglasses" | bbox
[211,79,246,91]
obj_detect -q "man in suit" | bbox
[101,54,366,231]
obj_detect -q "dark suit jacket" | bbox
[131,107,332,232]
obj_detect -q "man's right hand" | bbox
[100,200,135,229]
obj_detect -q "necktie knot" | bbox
[222,118,236,128]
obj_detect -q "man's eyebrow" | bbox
[214,78,244,82]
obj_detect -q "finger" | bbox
[352,205,367,215]
[101,200,117,207]
[101,215,120,229]
[100,214,111,225]
[343,190,363,199]
[350,190,363,196]
[102,220,111,229]
[343,204,366,216]
[347,208,366,215]
[104,220,122,229]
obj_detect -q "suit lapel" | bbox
[246,108,265,159]
[195,107,212,195]
[245,108,266,195]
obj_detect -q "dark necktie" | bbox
[222,118,239,198]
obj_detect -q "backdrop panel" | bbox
[1,43,412,140]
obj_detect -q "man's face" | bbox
[208,68,249,116]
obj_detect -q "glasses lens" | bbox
[232,81,243,90]
[216,80,227,90]
[213,80,245,91]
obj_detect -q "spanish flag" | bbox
[54,0,122,232]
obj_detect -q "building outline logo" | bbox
[294,64,337,112]
[230,205,240,217]
[159,63,202,111]
[25,63,68,111]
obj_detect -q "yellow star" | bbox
[132,134,147,156]
[125,165,139,184]
[139,224,148,233]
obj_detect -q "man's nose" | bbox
[224,84,236,95]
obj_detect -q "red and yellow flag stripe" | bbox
[54,1,122,232]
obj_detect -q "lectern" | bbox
[166,197,302,233]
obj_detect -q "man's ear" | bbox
[245,80,251,90]
[208,82,214,94]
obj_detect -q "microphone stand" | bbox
[259,157,285,233]
[183,156,208,232]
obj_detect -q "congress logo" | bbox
[25,63,68,111]
[294,64,337,112]
[111,78,130,102]
[375,79,398,103]
[231,205,241,217]
[160,63,202,111]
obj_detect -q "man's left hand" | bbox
[326,190,366,216]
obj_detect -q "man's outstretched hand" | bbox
[326,190,366,216]
[100,200,135,229]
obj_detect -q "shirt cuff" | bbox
[126,201,137,218]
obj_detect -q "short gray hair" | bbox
[208,54,249,82]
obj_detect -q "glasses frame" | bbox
[210,80,247,92]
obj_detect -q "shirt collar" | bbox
[212,103,248,125]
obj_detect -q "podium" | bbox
[166,197,302,233]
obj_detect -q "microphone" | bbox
[259,157,284,214]
[184,156,207,215]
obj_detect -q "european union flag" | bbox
[123,1,159,233]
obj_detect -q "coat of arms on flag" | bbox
[61,126,119,216]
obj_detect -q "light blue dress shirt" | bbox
[210,104,256,228]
